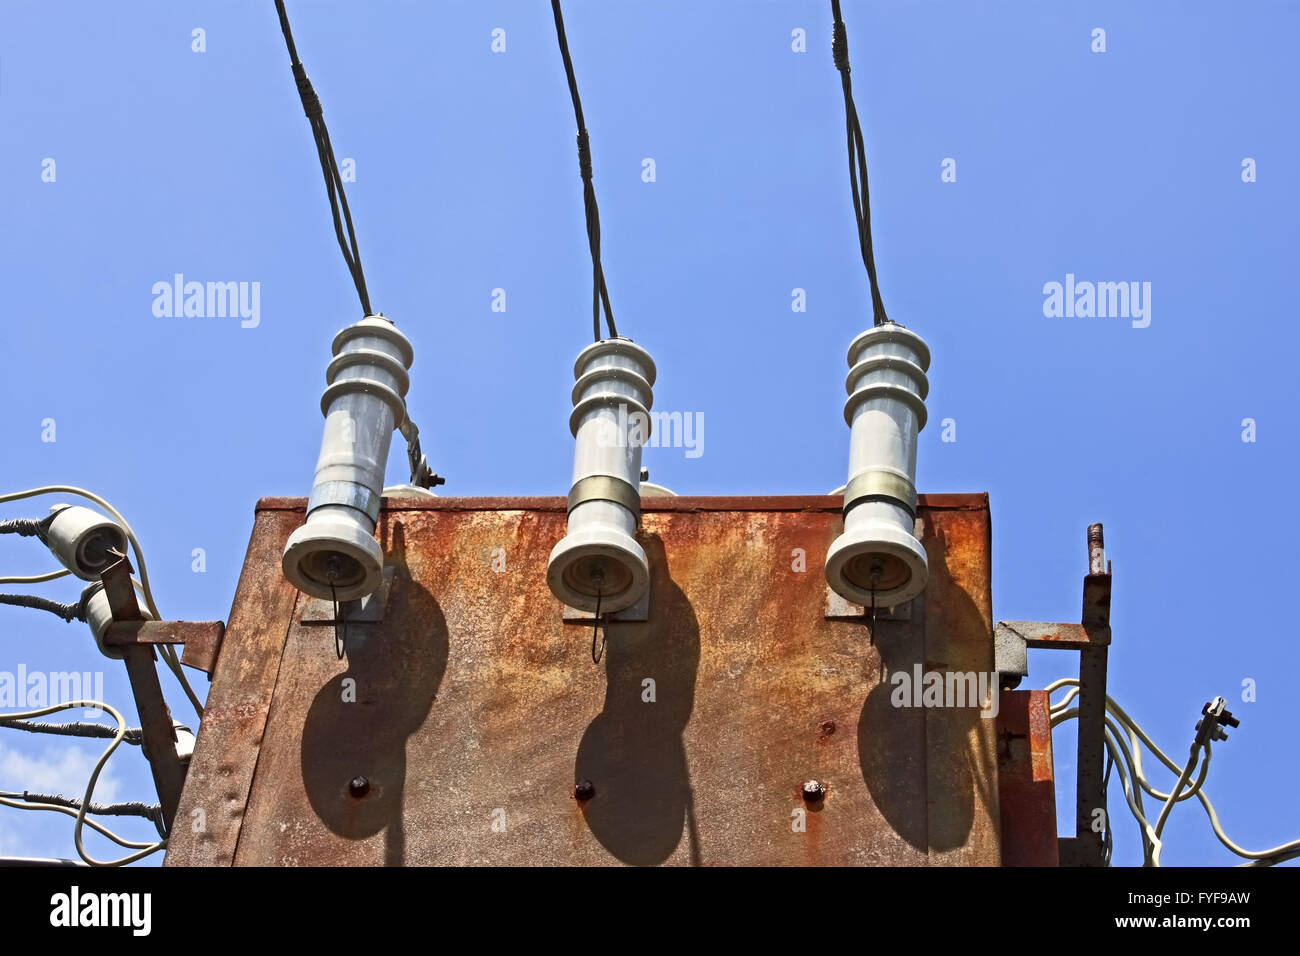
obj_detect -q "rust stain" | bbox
[168,495,1013,867]
[997,690,1059,866]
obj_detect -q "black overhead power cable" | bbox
[0,518,45,539]
[551,0,619,343]
[273,1,437,490]
[0,717,144,746]
[2,791,161,822]
[0,592,84,622]
[1,790,168,839]
[274,0,373,317]
[831,0,890,327]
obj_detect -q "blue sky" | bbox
[1,0,1296,866]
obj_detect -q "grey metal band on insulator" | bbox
[306,479,383,524]
[568,474,642,520]
[843,382,930,431]
[319,377,409,426]
[843,469,917,519]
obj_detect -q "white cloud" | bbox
[0,738,133,861]
[0,738,167,862]
[0,739,123,804]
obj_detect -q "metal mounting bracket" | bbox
[824,586,913,622]
[562,586,650,623]
[300,564,397,625]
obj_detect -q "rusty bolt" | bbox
[1087,523,1106,575]
[574,779,595,801]
[819,720,836,735]
[802,779,826,801]
[348,776,370,798]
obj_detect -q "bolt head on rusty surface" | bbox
[802,779,826,801]
[348,776,370,798]
[574,779,595,801]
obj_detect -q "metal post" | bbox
[100,554,187,830]
[1087,522,1106,575]
[1074,523,1111,866]
[994,521,1114,866]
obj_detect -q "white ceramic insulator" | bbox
[282,316,414,602]
[547,337,656,613]
[825,322,931,608]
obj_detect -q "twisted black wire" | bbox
[831,0,890,326]
[274,0,373,317]
[0,592,84,622]
[552,0,618,342]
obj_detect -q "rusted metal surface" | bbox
[167,494,1007,866]
[1087,523,1106,576]
[179,623,225,679]
[101,619,226,678]
[1082,574,1111,630]
[991,523,1114,867]
[1073,525,1112,867]
[103,620,224,647]
[163,508,302,866]
[918,503,1000,865]
[995,621,1109,650]
[997,690,1058,866]
[100,556,187,830]
[103,618,226,670]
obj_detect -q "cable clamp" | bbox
[576,129,593,181]
[398,415,445,491]
[832,21,850,73]
[291,63,323,120]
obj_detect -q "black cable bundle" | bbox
[0,592,84,622]
[0,518,45,539]
[831,0,891,327]
[274,0,372,317]
[551,0,619,343]
[0,718,144,745]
